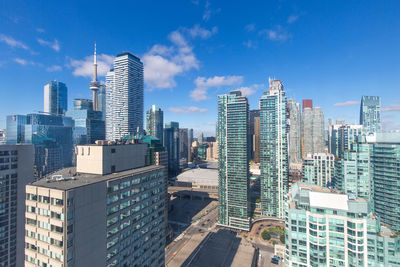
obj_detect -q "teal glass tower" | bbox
[260,78,288,218]
[217,90,250,231]
[360,96,381,134]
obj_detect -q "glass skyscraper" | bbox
[106,52,144,140]
[288,99,302,165]
[66,99,105,145]
[360,96,381,134]
[217,90,250,231]
[302,106,325,156]
[146,105,164,143]
[260,78,288,218]
[43,81,68,115]
[164,122,180,176]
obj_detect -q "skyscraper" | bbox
[249,110,260,161]
[43,81,68,115]
[106,52,144,140]
[360,96,381,134]
[254,117,260,163]
[178,128,189,164]
[259,78,288,218]
[302,99,312,110]
[164,122,180,176]
[217,90,250,231]
[0,144,33,267]
[66,98,105,145]
[302,152,335,187]
[288,99,301,165]
[90,42,101,111]
[302,106,325,156]
[146,105,163,142]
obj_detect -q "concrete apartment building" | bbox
[302,153,335,187]
[285,183,400,267]
[25,142,166,267]
[0,144,34,267]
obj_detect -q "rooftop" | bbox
[176,168,218,185]
[31,165,163,191]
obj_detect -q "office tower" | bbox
[6,114,73,177]
[198,132,204,144]
[106,52,144,140]
[66,99,105,145]
[98,85,107,121]
[254,116,260,163]
[178,128,189,164]
[288,99,301,165]
[302,99,312,110]
[249,110,260,161]
[43,81,68,115]
[188,129,193,162]
[334,142,372,200]
[360,96,381,134]
[336,124,363,158]
[368,132,400,232]
[25,142,166,267]
[302,152,335,187]
[146,105,164,143]
[197,143,208,160]
[259,78,288,218]
[217,90,250,231]
[285,182,400,267]
[164,122,180,175]
[0,144,33,267]
[0,129,5,144]
[302,106,325,156]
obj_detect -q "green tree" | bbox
[262,230,271,240]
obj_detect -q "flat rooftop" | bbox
[31,165,163,191]
[176,168,218,185]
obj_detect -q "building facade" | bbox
[302,106,325,156]
[302,153,335,187]
[285,183,400,267]
[217,90,250,231]
[146,105,163,144]
[44,81,68,116]
[0,144,33,267]
[25,143,166,267]
[259,79,288,218]
[66,99,105,145]
[178,128,189,164]
[288,99,302,165]
[250,110,260,161]
[106,52,144,140]
[360,96,381,134]
[163,122,180,176]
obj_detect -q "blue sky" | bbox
[1,0,400,136]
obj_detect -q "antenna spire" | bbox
[93,42,98,82]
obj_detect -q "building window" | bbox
[111,148,116,153]
[111,165,116,173]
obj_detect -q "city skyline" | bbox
[1,1,400,135]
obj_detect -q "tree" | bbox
[280,234,285,244]
[262,230,271,240]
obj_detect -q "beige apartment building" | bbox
[25,142,166,267]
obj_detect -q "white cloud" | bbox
[187,24,218,39]
[287,15,299,24]
[259,26,290,42]
[168,106,208,114]
[237,84,263,97]
[334,100,360,107]
[36,28,45,33]
[202,1,220,21]
[37,38,60,52]
[382,105,400,112]
[245,24,256,32]
[243,40,257,49]
[69,54,114,78]
[144,25,216,90]
[46,65,62,72]
[14,58,35,66]
[191,75,243,101]
[0,34,29,50]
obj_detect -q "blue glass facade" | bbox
[43,81,68,115]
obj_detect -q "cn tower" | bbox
[90,42,100,111]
